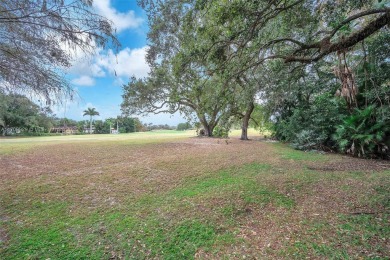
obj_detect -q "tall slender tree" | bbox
[83,107,99,134]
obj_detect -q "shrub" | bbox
[213,125,229,138]
[274,94,345,151]
[333,106,390,158]
[291,130,328,151]
[177,122,192,131]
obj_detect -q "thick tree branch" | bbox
[329,8,390,38]
[283,11,390,63]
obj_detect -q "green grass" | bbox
[1,133,388,259]
[1,161,292,259]
[284,212,389,259]
[0,130,195,155]
[272,142,328,161]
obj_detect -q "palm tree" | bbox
[83,107,99,134]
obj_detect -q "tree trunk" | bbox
[199,115,212,137]
[241,125,248,140]
[207,124,215,137]
[198,113,220,137]
[199,121,214,137]
[241,102,255,140]
[202,123,212,137]
[89,116,92,134]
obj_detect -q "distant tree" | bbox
[77,120,87,133]
[83,107,99,134]
[0,0,119,101]
[132,118,144,132]
[104,117,116,133]
[55,117,78,127]
[117,116,136,133]
[177,122,192,131]
[36,106,56,132]
[0,91,46,135]
[93,120,110,134]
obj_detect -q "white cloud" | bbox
[70,58,106,78]
[90,63,106,77]
[62,1,145,85]
[97,47,150,78]
[67,46,149,83]
[93,0,143,33]
[71,76,95,86]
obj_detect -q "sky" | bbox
[54,0,186,126]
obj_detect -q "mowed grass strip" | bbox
[0,132,389,259]
[0,130,195,156]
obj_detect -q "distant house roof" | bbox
[51,126,78,131]
[50,126,78,133]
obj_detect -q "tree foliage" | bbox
[124,0,389,157]
[0,91,55,135]
[271,29,389,158]
[83,107,99,134]
[177,122,192,131]
[195,0,389,69]
[0,0,119,101]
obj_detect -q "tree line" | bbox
[120,0,389,158]
[0,91,190,135]
[0,91,147,136]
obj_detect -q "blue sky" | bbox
[55,0,186,126]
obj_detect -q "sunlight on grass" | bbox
[271,142,328,161]
[0,130,195,155]
[228,128,266,137]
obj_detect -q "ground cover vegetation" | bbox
[121,0,390,158]
[0,133,389,258]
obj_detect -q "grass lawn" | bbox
[0,130,389,259]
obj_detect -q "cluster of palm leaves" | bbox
[333,106,390,159]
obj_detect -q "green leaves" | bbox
[0,91,54,135]
[333,106,390,158]
[82,107,99,117]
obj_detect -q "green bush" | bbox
[291,130,328,151]
[176,122,192,131]
[333,106,390,158]
[274,94,345,151]
[213,125,229,138]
